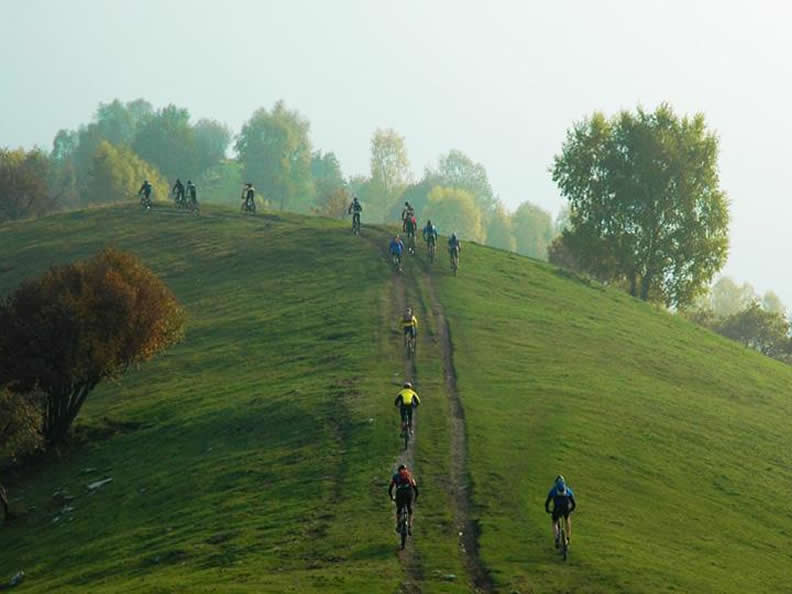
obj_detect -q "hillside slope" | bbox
[424,245,792,592]
[2,204,792,593]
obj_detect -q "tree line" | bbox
[1,98,557,260]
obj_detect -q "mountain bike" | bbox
[427,239,436,263]
[400,419,410,450]
[241,197,256,214]
[174,193,188,209]
[450,246,460,276]
[559,519,569,561]
[397,504,410,549]
[139,194,152,210]
[188,196,200,215]
[407,231,416,255]
[404,329,416,359]
[391,252,402,273]
[352,213,361,235]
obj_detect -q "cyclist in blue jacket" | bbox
[545,474,576,548]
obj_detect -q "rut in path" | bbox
[424,274,494,593]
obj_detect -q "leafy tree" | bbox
[311,150,345,203]
[133,104,198,181]
[235,101,315,212]
[423,186,484,243]
[388,173,443,222]
[0,389,42,465]
[486,201,516,251]
[196,160,242,205]
[552,104,729,307]
[84,141,168,205]
[0,148,57,222]
[762,291,786,316]
[0,248,185,444]
[511,201,554,259]
[433,149,495,212]
[193,119,232,175]
[710,277,756,317]
[370,128,412,222]
[714,302,790,359]
[314,186,351,219]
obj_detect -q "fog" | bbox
[2,0,791,301]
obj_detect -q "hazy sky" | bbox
[2,0,791,302]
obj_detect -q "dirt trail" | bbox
[424,274,494,593]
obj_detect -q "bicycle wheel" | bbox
[560,525,568,561]
[400,510,408,549]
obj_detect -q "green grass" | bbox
[429,244,792,593]
[2,204,792,592]
[0,204,468,592]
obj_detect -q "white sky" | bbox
[1,0,791,302]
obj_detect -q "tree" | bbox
[552,104,729,307]
[486,201,516,251]
[370,128,412,222]
[433,149,495,212]
[422,186,484,243]
[0,248,185,445]
[0,148,56,222]
[83,141,168,205]
[710,277,756,317]
[511,201,554,259]
[133,104,198,181]
[0,389,42,464]
[714,302,790,359]
[235,101,315,212]
[193,119,232,175]
[762,291,786,316]
[196,159,242,205]
[311,150,346,206]
[314,186,351,219]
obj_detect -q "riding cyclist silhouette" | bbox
[545,474,576,549]
[348,195,362,230]
[394,381,420,434]
[389,464,419,535]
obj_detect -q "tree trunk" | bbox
[640,272,653,301]
[629,272,638,297]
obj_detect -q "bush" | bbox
[0,248,185,444]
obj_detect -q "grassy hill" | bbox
[1,203,792,593]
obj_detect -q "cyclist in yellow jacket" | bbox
[394,381,420,433]
[401,307,418,343]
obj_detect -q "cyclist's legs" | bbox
[405,405,414,429]
[400,405,410,426]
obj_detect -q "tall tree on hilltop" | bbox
[133,104,198,181]
[370,128,412,222]
[552,103,729,307]
[235,101,315,212]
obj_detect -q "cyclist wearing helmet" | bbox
[401,202,415,232]
[545,474,576,548]
[389,234,404,264]
[389,464,419,534]
[348,195,363,226]
[172,178,185,205]
[422,219,438,245]
[401,306,418,343]
[394,381,420,433]
[448,232,462,265]
[186,180,197,205]
[138,179,153,200]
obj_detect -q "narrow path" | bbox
[423,273,494,593]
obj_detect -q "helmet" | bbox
[398,464,406,471]
[144,179,149,184]
[403,381,413,389]
[555,475,566,491]
[187,179,192,184]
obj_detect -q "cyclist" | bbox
[172,178,185,205]
[389,464,419,535]
[186,180,197,207]
[389,234,404,267]
[401,202,415,232]
[448,232,462,266]
[394,380,420,433]
[348,195,363,228]
[401,306,418,348]
[241,183,256,210]
[545,474,576,549]
[137,179,153,205]
[422,219,438,246]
